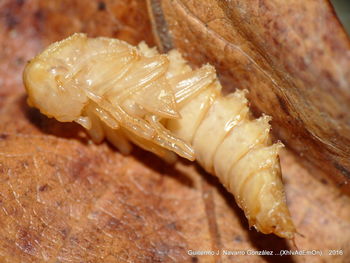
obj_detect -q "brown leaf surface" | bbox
[147,0,350,186]
[1,0,350,262]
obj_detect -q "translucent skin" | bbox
[23,33,295,239]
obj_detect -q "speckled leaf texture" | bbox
[0,0,350,262]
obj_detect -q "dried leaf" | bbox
[147,0,350,187]
[1,0,350,262]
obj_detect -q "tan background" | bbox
[0,0,349,262]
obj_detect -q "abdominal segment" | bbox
[163,52,295,239]
[23,33,295,239]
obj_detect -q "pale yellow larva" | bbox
[23,33,295,239]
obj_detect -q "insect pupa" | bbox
[23,33,295,239]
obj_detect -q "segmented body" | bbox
[24,33,295,239]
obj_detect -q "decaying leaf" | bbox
[1,0,350,262]
[147,0,350,189]
[1,94,350,262]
